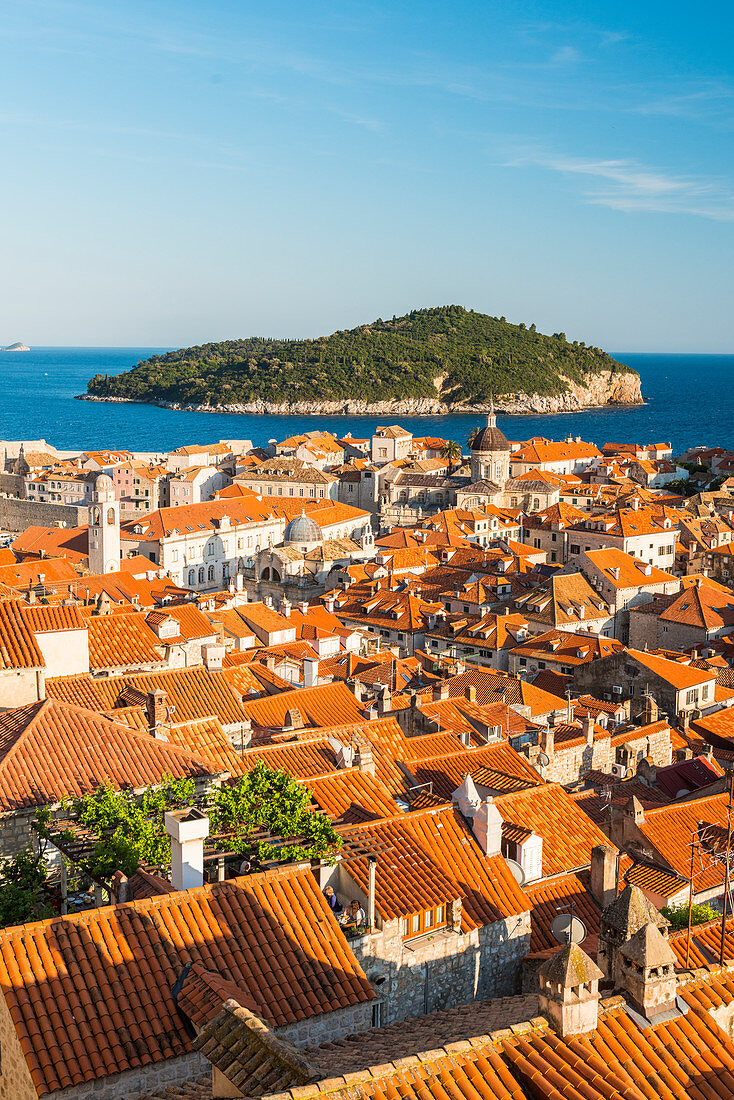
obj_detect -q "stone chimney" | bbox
[281,598,292,618]
[636,756,657,787]
[597,885,669,987]
[432,682,450,702]
[618,921,678,1019]
[538,943,603,1038]
[146,688,168,738]
[590,844,618,910]
[323,592,336,614]
[641,693,659,725]
[464,684,477,703]
[582,713,595,745]
[353,736,375,777]
[540,724,555,758]
[164,807,209,891]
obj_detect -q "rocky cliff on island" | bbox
[83,305,643,415]
[1,343,30,352]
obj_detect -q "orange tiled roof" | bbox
[0,598,45,669]
[46,666,249,727]
[636,792,731,891]
[0,698,212,811]
[342,805,530,931]
[626,647,715,690]
[0,867,373,1096]
[240,682,365,731]
[494,783,614,877]
[404,742,543,802]
[87,612,164,670]
[524,869,600,953]
[305,769,401,824]
[21,603,87,632]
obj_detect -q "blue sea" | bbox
[0,347,732,456]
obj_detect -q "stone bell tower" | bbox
[88,473,120,575]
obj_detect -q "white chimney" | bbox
[164,808,209,891]
[452,776,503,858]
[303,656,319,689]
[202,641,225,670]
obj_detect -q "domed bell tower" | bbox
[470,399,511,485]
[88,474,120,575]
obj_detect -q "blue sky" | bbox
[2,0,733,349]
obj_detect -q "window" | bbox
[208,565,215,582]
[371,1003,383,1028]
[401,906,448,939]
[188,569,196,585]
[198,566,205,583]
[570,544,581,555]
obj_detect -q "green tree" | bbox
[0,849,53,928]
[440,440,462,475]
[660,901,719,930]
[37,764,341,884]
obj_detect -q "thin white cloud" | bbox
[550,45,580,65]
[507,149,734,221]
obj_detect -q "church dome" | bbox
[95,473,115,491]
[284,510,322,544]
[471,409,511,453]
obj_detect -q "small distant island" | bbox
[1,342,30,352]
[82,305,643,415]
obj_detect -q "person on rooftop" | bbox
[323,885,342,915]
[341,899,367,930]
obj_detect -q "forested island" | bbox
[84,306,642,414]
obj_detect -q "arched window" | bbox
[91,507,101,526]
[261,566,271,581]
[106,507,116,525]
[222,562,230,581]
[208,564,215,582]
[198,566,205,584]
[188,568,196,586]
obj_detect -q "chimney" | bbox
[540,724,555,758]
[323,592,336,614]
[299,601,309,615]
[590,845,618,910]
[202,641,225,670]
[281,598,292,618]
[451,776,502,857]
[432,682,450,702]
[538,944,602,1038]
[353,737,375,777]
[164,807,209,891]
[146,688,168,738]
[303,656,319,689]
[618,922,678,1019]
[582,713,595,745]
[464,684,477,703]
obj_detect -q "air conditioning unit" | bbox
[611,763,627,778]
[612,685,623,695]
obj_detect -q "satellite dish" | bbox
[550,914,587,946]
[505,858,526,886]
[538,751,550,768]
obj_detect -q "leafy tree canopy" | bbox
[36,764,341,883]
[87,305,635,407]
[661,901,719,930]
[0,849,53,928]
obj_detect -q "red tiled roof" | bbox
[0,698,212,811]
[524,870,600,953]
[46,666,249,727]
[0,867,373,1095]
[495,784,614,877]
[0,599,45,669]
[240,682,365,731]
[341,806,530,931]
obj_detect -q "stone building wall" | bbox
[46,1053,206,1100]
[0,495,87,533]
[0,988,39,1100]
[350,912,531,1027]
[278,1002,373,1048]
[543,737,613,785]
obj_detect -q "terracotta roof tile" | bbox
[0,599,45,669]
[494,784,614,877]
[0,698,212,810]
[0,867,372,1096]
